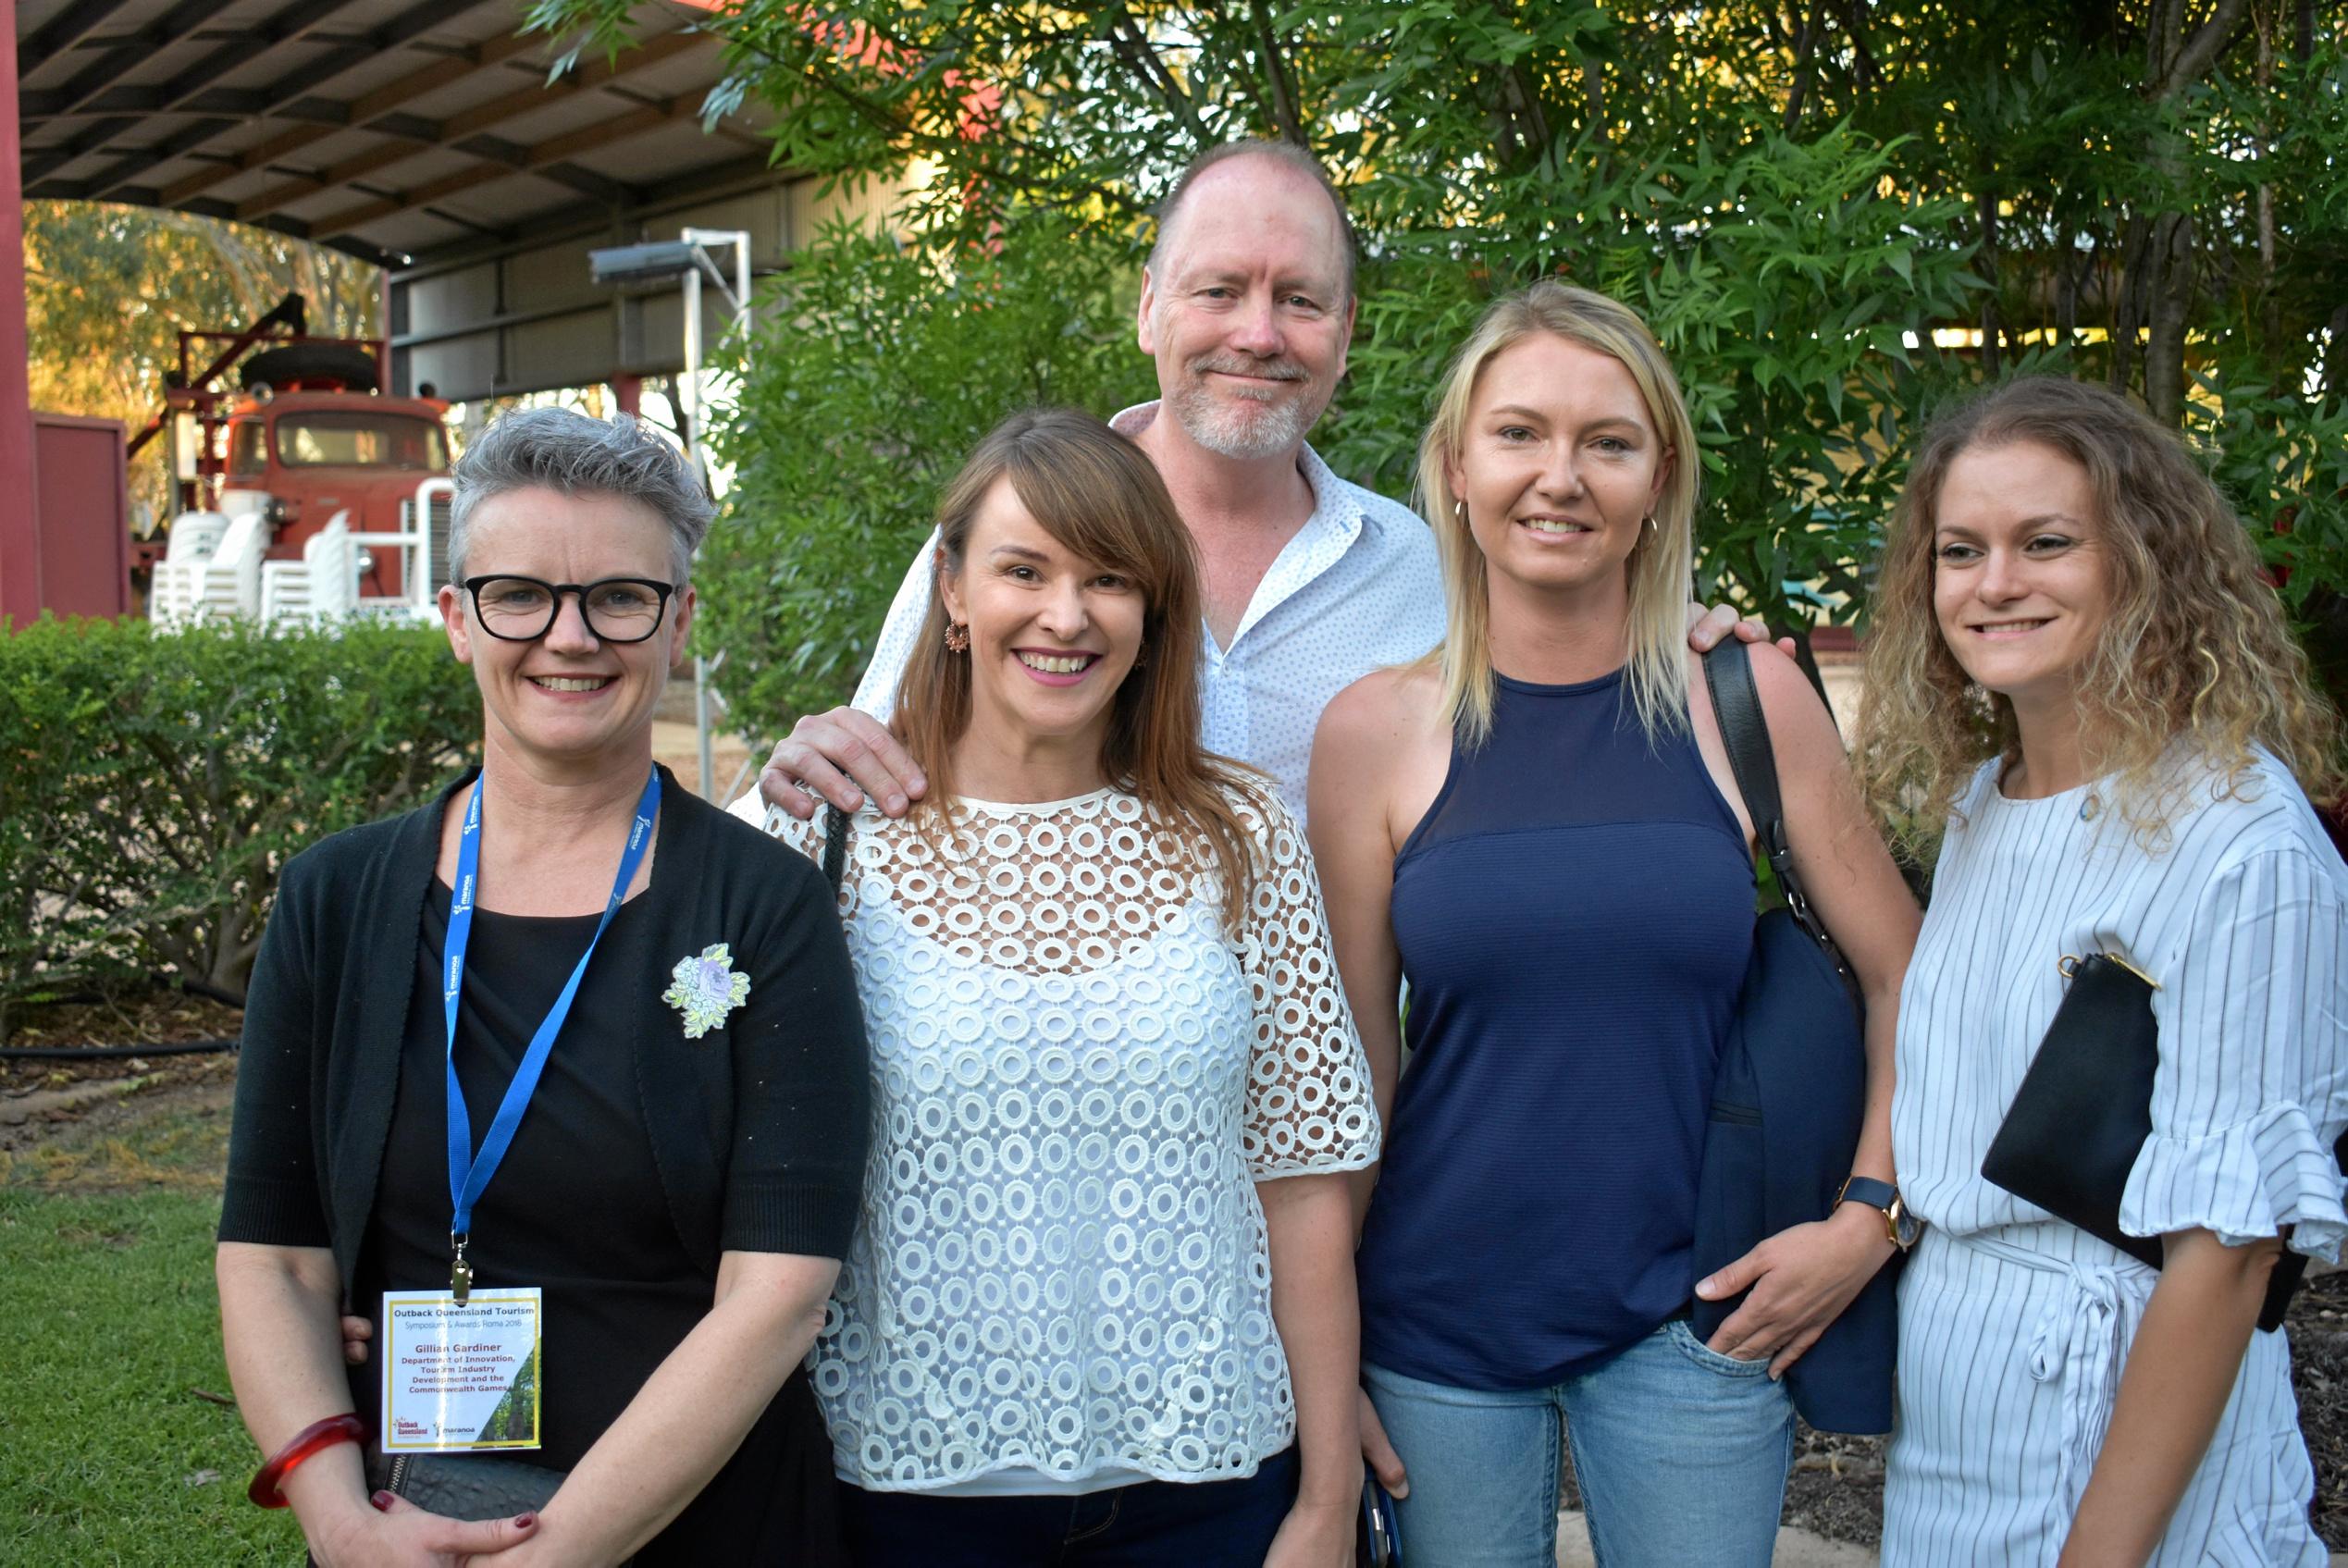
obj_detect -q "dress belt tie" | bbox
[1944,1228,2156,1516]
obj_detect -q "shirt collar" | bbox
[1107,400,1365,551]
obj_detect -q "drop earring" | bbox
[944,622,970,653]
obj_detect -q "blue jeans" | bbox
[840,1447,1299,1567]
[1364,1322,1795,1568]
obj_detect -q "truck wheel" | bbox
[241,343,379,391]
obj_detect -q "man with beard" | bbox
[753,141,1758,824]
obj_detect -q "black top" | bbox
[220,766,870,1563]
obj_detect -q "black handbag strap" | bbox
[821,805,851,894]
[1700,640,1835,951]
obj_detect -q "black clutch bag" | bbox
[1981,951,2319,1332]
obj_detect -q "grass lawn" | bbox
[0,1068,305,1565]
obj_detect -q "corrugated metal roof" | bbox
[17,0,781,269]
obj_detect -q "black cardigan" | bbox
[219,765,870,1302]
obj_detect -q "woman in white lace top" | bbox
[735,408,1378,1567]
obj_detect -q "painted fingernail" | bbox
[513,1512,537,1528]
[370,1490,394,1511]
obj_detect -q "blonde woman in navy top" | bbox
[1310,282,1921,1566]
[1857,377,2347,1565]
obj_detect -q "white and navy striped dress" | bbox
[1884,748,2347,1566]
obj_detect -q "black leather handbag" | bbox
[1690,641,1900,1436]
[1980,951,2333,1332]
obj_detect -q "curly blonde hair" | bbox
[1856,376,2343,854]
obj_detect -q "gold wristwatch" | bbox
[1835,1175,1922,1251]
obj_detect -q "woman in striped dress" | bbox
[1857,377,2347,1566]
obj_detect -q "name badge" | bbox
[379,1288,544,1452]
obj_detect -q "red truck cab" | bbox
[219,391,453,602]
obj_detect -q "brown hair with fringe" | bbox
[1855,375,2344,853]
[892,406,1266,928]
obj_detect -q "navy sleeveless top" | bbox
[1355,668,1756,1389]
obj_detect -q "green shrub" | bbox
[702,214,1154,733]
[0,617,479,1029]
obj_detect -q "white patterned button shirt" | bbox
[848,401,1446,824]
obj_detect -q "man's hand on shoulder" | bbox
[1685,601,1798,660]
[758,708,926,821]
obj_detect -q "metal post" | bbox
[675,256,715,798]
[674,230,751,804]
[679,261,702,466]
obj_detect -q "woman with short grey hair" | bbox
[217,406,868,1567]
[444,406,715,586]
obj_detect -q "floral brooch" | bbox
[662,944,750,1040]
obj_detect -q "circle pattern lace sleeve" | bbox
[760,784,1378,1491]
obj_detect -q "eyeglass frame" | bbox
[459,574,679,644]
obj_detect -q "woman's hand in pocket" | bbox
[1359,1385,1408,1497]
[1694,1204,1895,1376]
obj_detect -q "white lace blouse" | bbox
[733,782,1379,1493]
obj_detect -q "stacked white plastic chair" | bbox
[189,511,266,623]
[258,512,361,626]
[151,511,265,626]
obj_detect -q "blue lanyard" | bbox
[442,765,661,1279]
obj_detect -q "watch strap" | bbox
[1837,1176,1898,1213]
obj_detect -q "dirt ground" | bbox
[9,989,2347,1550]
[0,992,241,1180]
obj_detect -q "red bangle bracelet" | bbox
[248,1414,367,1509]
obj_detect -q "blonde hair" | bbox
[1415,281,1700,744]
[1856,376,2344,852]
[893,407,1266,929]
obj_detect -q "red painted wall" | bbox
[31,414,130,618]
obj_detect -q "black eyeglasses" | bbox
[462,575,677,644]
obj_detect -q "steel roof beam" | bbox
[231,30,708,222]
[18,0,141,79]
[155,36,536,207]
[24,0,506,199]
[311,95,702,240]
[26,0,246,122]
[68,117,242,201]
[23,0,482,123]
[234,0,502,121]
[439,28,704,141]
[21,116,140,186]
[108,0,371,121]
[175,25,707,221]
